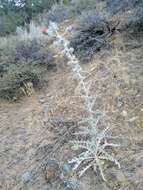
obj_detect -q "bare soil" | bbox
[0,26,143,190]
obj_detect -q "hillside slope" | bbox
[0,20,143,190]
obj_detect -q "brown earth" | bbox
[0,23,143,190]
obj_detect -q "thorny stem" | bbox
[48,22,95,115]
[47,22,120,181]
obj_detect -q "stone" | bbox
[116,96,124,107]
[22,171,33,184]
[45,160,60,184]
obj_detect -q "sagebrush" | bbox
[70,10,112,62]
[0,37,55,100]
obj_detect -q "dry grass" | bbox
[0,15,143,190]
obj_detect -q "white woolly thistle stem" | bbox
[47,22,120,181]
[48,21,96,116]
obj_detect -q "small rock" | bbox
[38,96,46,104]
[128,116,138,128]
[45,160,60,183]
[62,163,74,177]
[63,179,78,190]
[116,96,124,107]
[22,171,33,184]
[122,110,128,117]
[128,116,138,122]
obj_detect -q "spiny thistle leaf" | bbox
[69,125,120,181]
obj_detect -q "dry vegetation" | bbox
[0,25,56,100]
[0,0,143,190]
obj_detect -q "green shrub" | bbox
[0,16,16,36]
[46,0,104,24]
[106,0,143,37]
[106,0,143,15]
[46,3,74,24]
[70,10,111,62]
[0,37,55,100]
[70,0,97,14]
[121,7,143,37]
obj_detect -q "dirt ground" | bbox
[0,26,143,190]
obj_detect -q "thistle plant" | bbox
[48,21,120,181]
[69,115,120,181]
